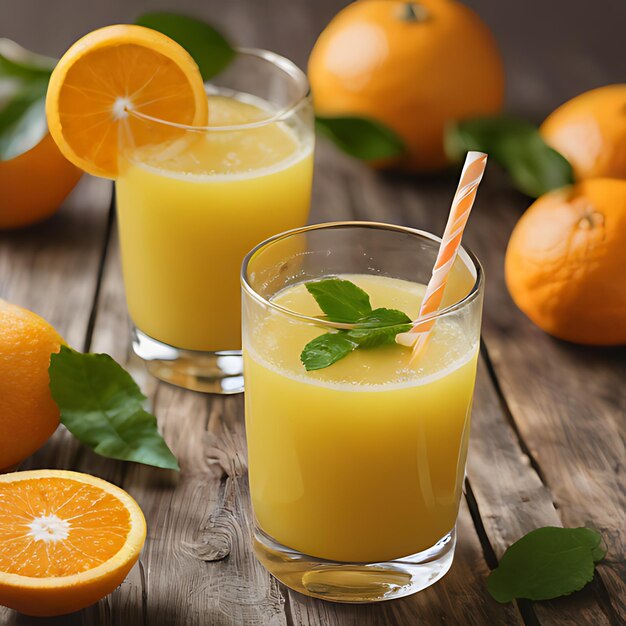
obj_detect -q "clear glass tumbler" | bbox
[115,48,314,393]
[241,222,484,602]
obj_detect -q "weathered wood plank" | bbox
[0,176,110,348]
[0,610,86,626]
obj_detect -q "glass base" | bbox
[132,328,244,394]
[253,527,456,603]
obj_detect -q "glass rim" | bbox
[127,47,311,132]
[241,221,484,330]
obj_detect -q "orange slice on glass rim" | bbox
[46,24,208,178]
[0,470,146,616]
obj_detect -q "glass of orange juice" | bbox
[115,49,314,393]
[241,222,484,602]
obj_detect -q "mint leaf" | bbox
[487,527,606,603]
[354,308,412,328]
[301,333,359,371]
[348,308,412,348]
[306,278,372,323]
[300,281,413,370]
[445,116,574,198]
[348,323,412,349]
[135,12,236,80]
[49,346,179,470]
[315,115,406,161]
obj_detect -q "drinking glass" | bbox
[115,48,314,393]
[241,222,484,602]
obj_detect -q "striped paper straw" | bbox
[396,151,488,362]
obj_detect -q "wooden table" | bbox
[1,1,624,624]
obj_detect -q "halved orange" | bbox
[0,470,146,616]
[46,24,208,178]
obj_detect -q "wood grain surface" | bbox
[0,0,624,624]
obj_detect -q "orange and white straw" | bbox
[396,151,488,362]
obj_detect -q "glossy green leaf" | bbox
[353,308,412,328]
[0,85,48,160]
[315,115,406,161]
[0,39,53,161]
[445,116,574,198]
[135,12,236,80]
[50,346,179,470]
[305,278,372,323]
[0,38,56,78]
[348,308,412,348]
[301,332,359,371]
[487,527,606,603]
[300,280,412,370]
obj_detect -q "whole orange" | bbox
[505,178,626,345]
[0,133,82,230]
[0,299,64,470]
[540,84,626,181]
[308,0,505,171]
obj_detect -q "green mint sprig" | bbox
[300,278,412,371]
[49,346,179,471]
[487,526,606,603]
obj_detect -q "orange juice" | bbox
[115,94,313,351]
[244,272,478,563]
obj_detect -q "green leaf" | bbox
[445,116,574,198]
[306,278,372,323]
[348,308,412,348]
[135,12,236,80]
[300,280,413,370]
[301,332,358,371]
[0,38,56,79]
[49,346,179,470]
[0,86,48,160]
[0,39,53,161]
[315,115,406,161]
[487,527,606,603]
[590,535,607,563]
[348,323,412,349]
[353,308,412,328]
